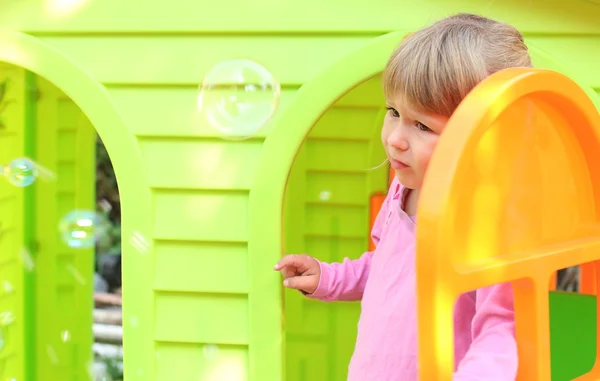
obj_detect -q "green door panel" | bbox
[283,76,388,381]
[33,76,95,381]
[0,62,27,381]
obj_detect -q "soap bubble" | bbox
[198,59,280,139]
[58,210,109,249]
[0,157,55,187]
[4,157,38,187]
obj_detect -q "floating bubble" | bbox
[58,210,109,249]
[0,157,55,188]
[198,59,280,139]
[4,157,38,187]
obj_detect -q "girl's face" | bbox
[381,99,449,189]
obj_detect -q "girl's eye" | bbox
[386,107,400,118]
[416,121,432,132]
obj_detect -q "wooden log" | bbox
[93,323,123,343]
[93,342,123,358]
[94,292,122,306]
[93,308,122,325]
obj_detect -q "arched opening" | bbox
[0,64,125,380]
[0,31,153,381]
[282,75,388,380]
[250,31,600,380]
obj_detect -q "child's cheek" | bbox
[420,139,439,172]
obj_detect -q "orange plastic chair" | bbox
[415,68,600,380]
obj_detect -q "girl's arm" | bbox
[306,178,399,302]
[453,282,518,380]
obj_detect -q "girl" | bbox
[274,13,531,381]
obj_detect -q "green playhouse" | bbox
[0,0,599,380]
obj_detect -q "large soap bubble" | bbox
[4,157,38,187]
[58,210,109,249]
[198,59,280,139]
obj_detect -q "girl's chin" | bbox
[394,172,421,190]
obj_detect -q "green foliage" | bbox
[104,356,124,381]
[95,135,121,256]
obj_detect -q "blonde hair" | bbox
[383,13,532,117]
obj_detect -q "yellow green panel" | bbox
[153,241,248,294]
[305,236,366,265]
[305,172,369,205]
[38,36,375,85]
[106,87,298,138]
[139,139,263,190]
[304,204,368,238]
[335,77,384,108]
[152,190,249,242]
[0,63,26,381]
[33,75,95,381]
[153,292,248,344]
[155,342,248,381]
[308,109,383,140]
[305,141,371,172]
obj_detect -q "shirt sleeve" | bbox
[453,282,518,380]
[306,178,399,302]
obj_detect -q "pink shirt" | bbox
[308,178,518,380]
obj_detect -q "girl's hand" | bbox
[274,254,321,294]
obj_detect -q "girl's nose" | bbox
[387,125,409,151]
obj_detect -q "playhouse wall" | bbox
[1,0,600,380]
[525,36,600,100]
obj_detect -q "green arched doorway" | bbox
[0,31,154,381]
